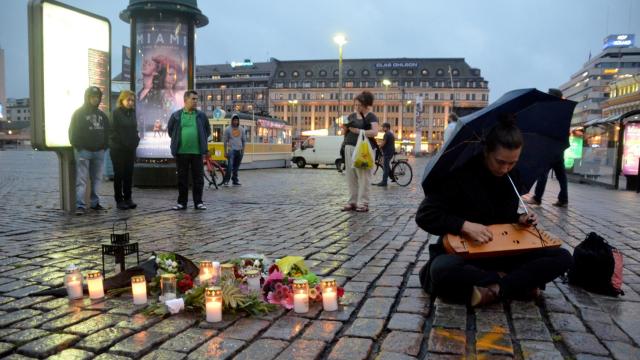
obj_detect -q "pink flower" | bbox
[263,271,284,291]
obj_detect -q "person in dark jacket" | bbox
[167,90,211,210]
[110,90,140,210]
[69,86,109,215]
[416,114,572,307]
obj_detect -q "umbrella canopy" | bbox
[422,88,577,194]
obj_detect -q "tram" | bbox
[208,112,293,169]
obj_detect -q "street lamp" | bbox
[288,99,299,141]
[333,34,347,130]
[382,79,391,124]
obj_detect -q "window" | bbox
[451,68,460,76]
[421,69,429,76]
[436,68,444,76]
[347,69,355,76]
[362,69,370,76]
[407,69,414,76]
[292,71,299,78]
[319,70,327,77]
[278,71,286,77]
[391,69,399,76]
[305,70,313,77]
[377,69,384,76]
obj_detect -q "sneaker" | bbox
[221,181,229,187]
[125,199,137,209]
[75,207,85,216]
[195,203,207,210]
[525,197,541,206]
[90,204,105,211]
[552,201,568,208]
[116,202,129,210]
[373,182,388,186]
[232,182,241,186]
[172,203,186,211]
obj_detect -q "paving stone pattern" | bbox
[1,150,640,358]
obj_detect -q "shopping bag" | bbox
[352,130,374,169]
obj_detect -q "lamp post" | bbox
[288,99,299,145]
[333,34,347,132]
[382,79,391,124]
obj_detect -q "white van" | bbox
[292,136,343,169]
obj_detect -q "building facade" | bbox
[4,98,31,123]
[560,35,640,126]
[195,57,489,152]
[602,73,640,117]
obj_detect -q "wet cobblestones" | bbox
[1,150,640,358]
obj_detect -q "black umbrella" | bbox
[422,88,577,194]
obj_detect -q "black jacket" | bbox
[109,107,140,152]
[69,90,109,151]
[416,153,522,237]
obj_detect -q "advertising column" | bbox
[120,0,208,186]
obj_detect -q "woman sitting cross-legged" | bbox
[416,114,572,307]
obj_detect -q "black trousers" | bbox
[111,149,136,203]
[176,154,204,206]
[430,247,572,303]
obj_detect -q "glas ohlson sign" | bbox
[29,0,110,149]
[603,34,635,50]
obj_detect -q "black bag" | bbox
[568,232,624,296]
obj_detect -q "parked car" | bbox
[292,135,343,169]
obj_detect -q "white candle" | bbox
[322,289,338,311]
[199,261,214,286]
[206,300,222,322]
[294,293,309,313]
[66,278,83,300]
[131,275,147,305]
[86,271,104,299]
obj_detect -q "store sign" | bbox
[29,0,110,149]
[603,34,635,50]
[257,119,285,129]
[622,123,640,176]
[231,60,254,68]
[375,62,418,69]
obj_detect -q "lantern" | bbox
[205,286,222,322]
[292,279,309,313]
[64,265,83,300]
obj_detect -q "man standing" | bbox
[222,114,246,186]
[526,88,569,207]
[443,113,458,143]
[375,122,396,186]
[167,90,211,210]
[69,86,109,215]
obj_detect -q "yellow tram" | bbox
[207,112,293,169]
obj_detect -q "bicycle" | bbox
[371,153,413,186]
[203,155,226,189]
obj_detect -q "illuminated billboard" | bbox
[134,18,189,159]
[603,34,635,50]
[564,135,584,169]
[622,122,640,176]
[29,0,110,149]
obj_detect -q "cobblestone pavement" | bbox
[1,149,640,359]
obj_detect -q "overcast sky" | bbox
[1,0,638,101]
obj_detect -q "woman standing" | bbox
[342,91,379,212]
[110,90,140,210]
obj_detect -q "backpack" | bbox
[568,232,624,296]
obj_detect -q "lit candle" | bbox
[199,261,214,286]
[131,275,147,305]
[321,278,338,311]
[205,286,223,322]
[160,274,177,301]
[86,271,104,300]
[220,263,235,280]
[245,269,261,292]
[292,279,309,313]
[64,265,83,300]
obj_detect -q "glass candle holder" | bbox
[205,286,223,322]
[212,261,221,283]
[292,279,309,313]
[160,274,177,301]
[220,263,235,280]
[198,261,214,286]
[320,278,339,311]
[64,265,84,300]
[86,271,104,300]
[244,269,261,292]
[131,275,147,305]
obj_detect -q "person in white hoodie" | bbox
[443,113,458,144]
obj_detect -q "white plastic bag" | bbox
[351,129,374,170]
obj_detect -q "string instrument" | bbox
[443,224,562,259]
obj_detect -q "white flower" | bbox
[155,258,160,264]
[254,260,261,267]
[172,261,178,268]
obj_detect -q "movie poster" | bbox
[622,123,640,176]
[135,18,188,158]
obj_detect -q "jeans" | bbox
[176,154,204,206]
[429,247,572,303]
[381,154,392,185]
[75,149,105,208]
[111,148,136,203]
[224,150,243,184]
[534,158,568,203]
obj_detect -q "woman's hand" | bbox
[518,212,538,227]
[461,221,493,244]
